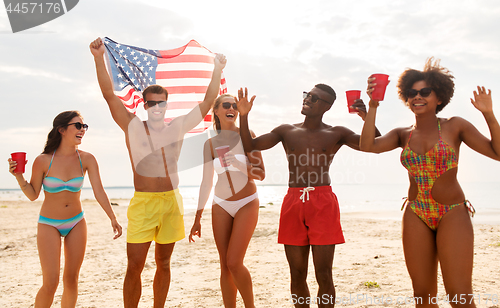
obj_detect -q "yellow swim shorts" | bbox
[127,189,185,244]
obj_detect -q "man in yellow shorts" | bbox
[127,190,185,244]
[90,37,226,308]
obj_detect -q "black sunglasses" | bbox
[145,100,167,108]
[407,87,433,99]
[303,91,331,104]
[221,102,237,110]
[65,122,89,131]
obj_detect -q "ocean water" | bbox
[1,182,499,214]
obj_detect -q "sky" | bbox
[1,0,500,189]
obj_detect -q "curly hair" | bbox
[397,57,455,114]
[43,111,82,154]
[212,94,236,134]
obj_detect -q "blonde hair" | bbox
[212,94,236,134]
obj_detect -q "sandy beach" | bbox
[0,199,499,308]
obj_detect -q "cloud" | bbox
[0,65,72,82]
[48,0,194,43]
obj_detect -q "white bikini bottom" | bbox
[213,192,259,217]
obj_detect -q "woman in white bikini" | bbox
[189,89,265,308]
[8,110,122,308]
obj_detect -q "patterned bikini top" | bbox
[42,150,85,193]
[400,119,458,183]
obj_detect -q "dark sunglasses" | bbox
[407,87,433,99]
[221,102,237,110]
[303,91,331,104]
[65,122,89,131]
[145,100,167,108]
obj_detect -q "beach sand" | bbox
[0,199,499,307]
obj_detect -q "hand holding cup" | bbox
[224,151,248,174]
[346,90,362,114]
[368,73,390,101]
[9,152,27,174]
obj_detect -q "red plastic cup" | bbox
[11,152,27,173]
[215,146,230,167]
[346,90,361,114]
[370,73,389,101]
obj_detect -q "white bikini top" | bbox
[213,154,248,174]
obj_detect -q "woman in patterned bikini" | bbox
[360,58,500,307]
[8,110,122,308]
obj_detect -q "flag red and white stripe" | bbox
[104,38,227,133]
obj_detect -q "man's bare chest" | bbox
[282,130,342,154]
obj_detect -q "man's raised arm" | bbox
[90,37,133,131]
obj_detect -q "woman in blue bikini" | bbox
[8,110,122,308]
[189,89,265,308]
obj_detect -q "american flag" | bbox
[103,37,227,133]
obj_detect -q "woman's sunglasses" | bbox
[407,87,432,99]
[145,100,167,108]
[65,122,89,131]
[222,102,237,110]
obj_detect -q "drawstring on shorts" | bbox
[299,187,315,203]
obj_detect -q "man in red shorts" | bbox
[237,85,379,307]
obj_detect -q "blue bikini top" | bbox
[42,150,85,193]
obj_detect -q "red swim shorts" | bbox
[278,186,345,246]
